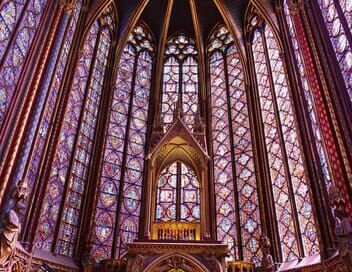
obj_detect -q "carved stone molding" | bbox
[125,241,229,272]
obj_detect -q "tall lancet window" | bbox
[316,0,352,102]
[10,0,82,226]
[92,24,154,261]
[249,16,319,261]
[283,0,332,189]
[0,0,49,129]
[156,162,200,223]
[208,25,261,264]
[34,8,116,257]
[161,34,199,131]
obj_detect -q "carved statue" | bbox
[329,184,345,212]
[205,254,223,272]
[12,179,29,214]
[129,254,145,272]
[81,238,95,272]
[329,185,352,271]
[0,179,28,267]
[0,210,20,266]
[194,109,205,133]
[259,234,275,272]
[166,255,186,270]
[334,209,352,272]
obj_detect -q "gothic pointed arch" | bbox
[143,117,209,242]
[3,0,85,230]
[208,22,262,264]
[32,3,117,257]
[0,1,351,270]
[160,33,200,132]
[245,3,319,261]
[144,253,208,272]
[90,21,155,262]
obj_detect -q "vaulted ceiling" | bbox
[86,0,278,55]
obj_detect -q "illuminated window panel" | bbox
[0,0,49,129]
[210,52,238,258]
[92,24,154,262]
[180,163,200,222]
[116,50,153,257]
[34,21,100,252]
[92,45,135,262]
[209,25,261,264]
[156,162,200,223]
[227,45,261,264]
[318,0,352,102]
[161,57,179,130]
[161,35,198,131]
[0,0,26,60]
[252,29,299,261]
[264,25,319,256]
[182,57,198,130]
[56,27,112,257]
[283,0,332,190]
[12,0,82,224]
[156,163,177,222]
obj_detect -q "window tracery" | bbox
[34,8,116,257]
[0,1,343,266]
[283,0,332,192]
[156,162,200,223]
[92,24,154,261]
[11,0,82,226]
[209,25,261,264]
[161,34,198,131]
[317,0,352,103]
[249,15,319,261]
[0,0,49,129]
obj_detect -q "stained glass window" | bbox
[116,49,152,257]
[11,0,82,226]
[156,162,200,223]
[317,0,352,103]
[56,24,112,256]
[161,35,198,131]
[0,0,49,129]
[162,57,179,128]
[283,0,332,190]
[156,163,177,222]
[250,19,319,261]
[180,163,200,222]
[92,24,154,262]
[209,25,261,264]
[34,19,99,254]
[34,8,115,256]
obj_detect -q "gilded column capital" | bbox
[288,3,300,16]
[60,0,76,14]
[297,0,306,10]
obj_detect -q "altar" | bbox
[125,240,229,272]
